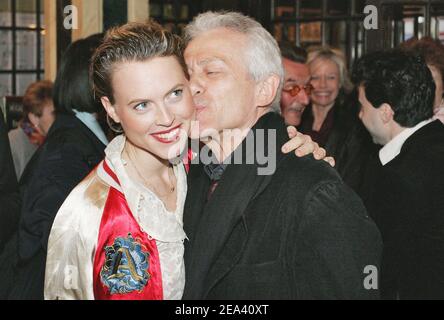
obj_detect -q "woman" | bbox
[300,46,375,194]
[400,37,444,124]
[8,33,107,300]
[8,80,55,179]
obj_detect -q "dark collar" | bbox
[203,162,228,181]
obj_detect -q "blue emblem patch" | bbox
[100,233,150,294]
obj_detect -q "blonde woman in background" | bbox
[299,46,377,195]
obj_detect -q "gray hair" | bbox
[184,11,284,112]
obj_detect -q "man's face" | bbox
[184,28,260,139]
[358,86,388,145]
[280,58,311,126]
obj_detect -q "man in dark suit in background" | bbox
[182,11,382,300]
[354,50,444,299]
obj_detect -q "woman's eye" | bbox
[134,102,148,111]
[171,89,183,98]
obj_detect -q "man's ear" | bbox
[379,103,395,124]
[101,96,121,123]
[256,74,280,107]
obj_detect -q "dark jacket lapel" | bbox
[183,112,288,299]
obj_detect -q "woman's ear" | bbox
[255,74,281,108]
[101,97,120,123]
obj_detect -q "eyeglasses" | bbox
[282,83,314,97]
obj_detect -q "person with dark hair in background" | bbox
[7,33,107,300]
[353,50,444,299]
[279,42,312,127]
[8,80,55,179]
[400,37,444,123]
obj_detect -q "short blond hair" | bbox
[307,46,353,93]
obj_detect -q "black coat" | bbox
[300,98,378,198]
[8,113,106,300]
[183,112,382,300]
[365,120,444,299]
[0,109,20,249]
[0,110,21,299]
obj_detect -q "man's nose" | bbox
[297,89,310,106]
[189,75,204,96]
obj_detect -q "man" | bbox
[182,11,382,300]
[353,50,444,299]
[279,42,312,127]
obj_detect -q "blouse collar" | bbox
[97,135,187,242]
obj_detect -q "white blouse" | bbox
[45,135,187,300]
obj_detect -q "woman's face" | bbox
[429,65,444,111]
[102,56,195,160]
[29,99,55,136]
[309,58,341,108]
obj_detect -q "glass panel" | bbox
[103,0,127,31]
[403,5,426,39]
[431,16,437,39]
[329,21,347,47]
[150,2,162,18]
[40,11,45,29]
[439,18,444,43]
[275,0,295,19]
[0,0,11,26]
[40,30,45,69]
[16,0,37,28]
[300,22,321,46]
[300,0,322,18]
[16,73,37,96]
[16,30,37,70]
[0,30,12,70]
[328,1,349,16]
[163,2,174,20]
[282,23,296,43]
[180,4,189,20]
[404,18,415,41]
[273,23,283,42]
[0,73,12,97]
